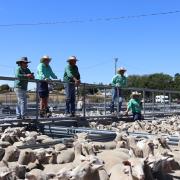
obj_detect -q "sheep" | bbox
[69,161,104,180]
[97,149,130,173]
[57,155,106,180]
[136,139,155,158]
[25,169,55,180]
[0,160,15,180]
[18,149,36,165]
[3,146,20,162]
[54,143,66,152]
[44,163,73,174]
[0,140,11,148]
[8,161,27,179]
[109,158,146,180]
[33,148,58,164]
[92,141,117,150]
[57,148,75,164]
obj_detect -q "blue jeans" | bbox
[110,87,123,113]
[64,83,76,114]
[15,88,27,118]
[133,113,142,121]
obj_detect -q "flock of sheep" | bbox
[0,116,180,180]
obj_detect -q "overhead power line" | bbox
[0,10,180,27]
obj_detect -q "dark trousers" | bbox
[133,113,142,121]
[110,87,122,113]
[64,83,76,114]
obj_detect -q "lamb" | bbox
[34,148,57,164]
[54,143,66,152]
[69,161,104,180]
[57,148,75,164]
[18,149,36,165]
[25,169,55,180]
[57,155,107,180]
[136,139,155,157]
[3,146,20,162]
[97,149,130,173]
[109,158,146,180]
[8,161,27,179]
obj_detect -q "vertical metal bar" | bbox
[114,58,118,75]
[35,81,39,121]
[152,92,155,119]
[117,87,119,117]
[143,90,145,116]
[163,90,166,114]
[5,94,7,105]
[169,92,171,114]
[104,88,107,115]
[83,83,86,118]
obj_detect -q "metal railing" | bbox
[0,76,180,123]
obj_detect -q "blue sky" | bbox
[0,0,180,85]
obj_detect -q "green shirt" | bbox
[37,63,57,80]
[128,98,142,113]
[111,74,127,88]
[14,66,32,90]
[63,65,80,83]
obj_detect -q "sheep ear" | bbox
[123,160,131,166]
[143,157,150,163]
[91,164,103,172]
[45,153,52,157]
[2,160,9,167]
[0,171,12,177]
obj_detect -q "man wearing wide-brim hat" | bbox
[63,55,80,117]
[125,91,142,121]
[110,67,127,115]
[37,55,58,117]
[14,57,34,119]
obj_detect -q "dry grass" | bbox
[0,92,107,105]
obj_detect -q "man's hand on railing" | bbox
[26,74,34,79]
[75,80,80,86]
[124,110,129,116]
[45,78,50,81]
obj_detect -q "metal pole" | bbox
[35,81,39,122]
[83,83,86,118]
[152,92,155,119]
[104,88,107,115]
[169,92,171,114]
[163,90,166,114]
[143,90,145,116]
[114,58,118,75]
[117,87,119,117]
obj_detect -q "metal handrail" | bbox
[0,75,180,93]
[0,75,180,122]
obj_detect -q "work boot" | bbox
[45,107,52,118]
[39,110,45,118]
[70,112,75,117]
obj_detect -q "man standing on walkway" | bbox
[110,67,127,115]
[37,55,58,117]
[14,57,34,119]
[63,56,80,117]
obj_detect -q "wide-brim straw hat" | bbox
[16,57,31,64]
[40,55,52,63]
[117,67,126,73]
[67,56,78,62]
[131,91,141,98]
